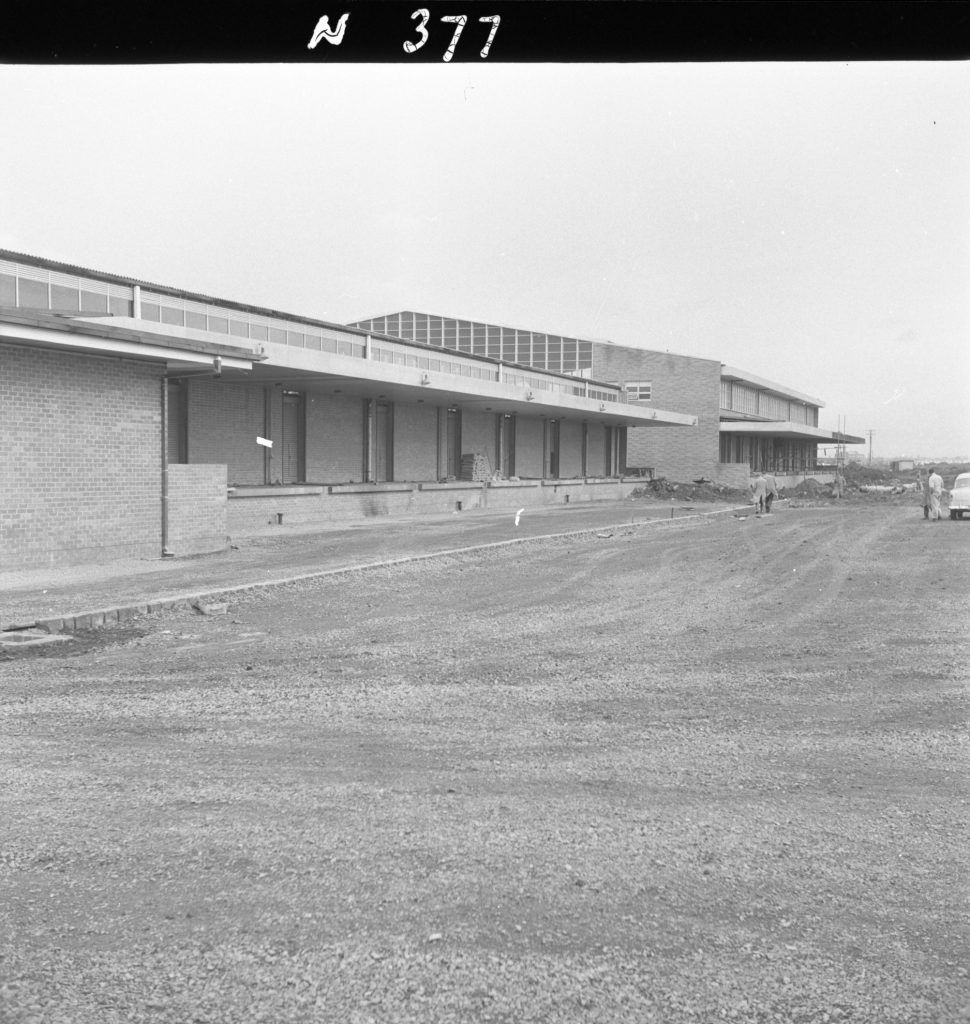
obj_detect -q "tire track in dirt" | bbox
[718,508,895,639]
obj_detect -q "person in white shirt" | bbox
[919,470,931,519]
[927,468,944,521]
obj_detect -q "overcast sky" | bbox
[1,62,967,459]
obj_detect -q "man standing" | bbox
[927,468,944,521]
[919,470,930,519]
[751,471,768,515]
[764,471,779,513]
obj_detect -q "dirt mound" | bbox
[791,478,823,497]
[629,478,749,503]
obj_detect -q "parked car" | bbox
[948,473,970,520]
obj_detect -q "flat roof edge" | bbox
[0,307,262,362]
[721,364,824,408]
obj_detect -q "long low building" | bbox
[351,312,865,485]
[1,250,697,571]
[1,251,862,571]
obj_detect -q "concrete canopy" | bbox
[0,308,259,372]
[95,315,697,430]
[720,420,865,445]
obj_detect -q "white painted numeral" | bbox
[403,10,500,61]
[403,8,430,53]
[478,15,500,58]
[441,15,467,62]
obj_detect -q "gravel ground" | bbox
[1,504,968,1023]
[0,500,740,630]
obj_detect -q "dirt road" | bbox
[1,505,967,1023]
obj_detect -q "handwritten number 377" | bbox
[404,10,501,61]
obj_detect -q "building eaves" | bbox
[0,306,265,362]
[1,251,622,394]
[720,420,865,445]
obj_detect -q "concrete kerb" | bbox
[29,502,761,634]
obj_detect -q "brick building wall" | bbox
[188,380,266,485]
[591,346,720,481]
[167,464,228,555]
[268,387,284,483]
[0,343,162,570]
[305,393,364,483]
[393,403,438,481]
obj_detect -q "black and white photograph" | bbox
[2,5,969,1023]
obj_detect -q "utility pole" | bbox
[866,429,874,465]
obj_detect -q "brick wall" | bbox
[592,347,720,481]
[305,392,364,483]
[394,403,438,481]
[716,462,752,491]
[167,464,228,555]
[0,343,162,569]
[188,380,266,484]
[268,387,283,483]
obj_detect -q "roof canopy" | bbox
[720,420,865,445]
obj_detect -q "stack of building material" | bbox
[460,452,492,482]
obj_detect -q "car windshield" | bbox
[953,475,970,489]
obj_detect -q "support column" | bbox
[160,377,173,557]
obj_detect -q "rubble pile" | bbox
[629,477,749,503]
[791,478,822,497]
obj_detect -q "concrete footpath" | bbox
[1,498,748,632]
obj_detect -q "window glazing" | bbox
[474,323,487,354]
[80,290,109,313]
[515,331,531,365]
[50,283,79,310]
[18,279,48,308]
[546,336,562,372]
